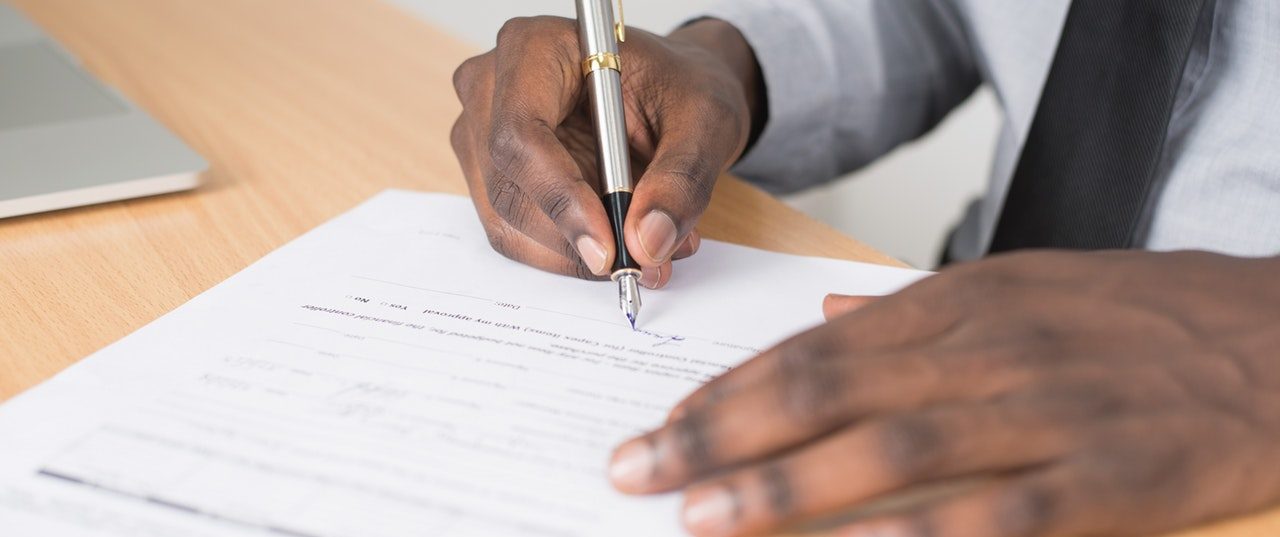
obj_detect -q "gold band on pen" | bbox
[581,52,621,77]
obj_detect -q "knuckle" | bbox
[1015,319,1063,346]
[537,183,575,223]
[497,16,574,50]
[670,409,715,476]
[486,175,532,228]
[488,127,582,228]
[876,414,944,479]
[996,483,1059,535]
[487,127,576,225]
[994,333,1063,368]
[662,152,717,186]
[452,55,483,99]
[496,16,536,46]
[946,266,1015,308]
[696,94,743,128]
[773,339,843,423]
[685,93,747,147]
[488,126,534,180]
[760,463,796,518]
[1089,446,1187,498]
[655,152,717,211]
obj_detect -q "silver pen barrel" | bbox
[576,0,642,329]
[575,0,632,197]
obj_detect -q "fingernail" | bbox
[683,487,736,535]
[576,236,608,275]
[609,440,655,490]
[638,211,678,263]
[639,265,662,289]
[673,231,700,259]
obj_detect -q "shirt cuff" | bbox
[693,0,842,193]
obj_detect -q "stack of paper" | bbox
[0,191,928,536]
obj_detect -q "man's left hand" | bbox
[608,250,1280,537]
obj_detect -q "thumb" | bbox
[822,294,879,320]
[624,153,716,267]
[625,102,746,267]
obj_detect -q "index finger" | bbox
[669,285,955,422]
[487,16,617,274]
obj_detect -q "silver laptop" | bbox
[0,4,205,219]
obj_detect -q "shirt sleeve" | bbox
[698,0,983,193]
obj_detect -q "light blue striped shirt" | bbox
[703,0,1280,260]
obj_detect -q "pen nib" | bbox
[616,272,641,330]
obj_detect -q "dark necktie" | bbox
[988,0,1216,253]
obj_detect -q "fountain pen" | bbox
[575,0,641,329]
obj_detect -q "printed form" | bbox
[0,191,928,536]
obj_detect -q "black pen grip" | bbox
[603,191,639,273]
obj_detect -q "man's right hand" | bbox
[450,17,764,288]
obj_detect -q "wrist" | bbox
[669,18,767,151]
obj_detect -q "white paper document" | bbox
[0,191,929,537]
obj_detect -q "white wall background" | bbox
[399,0,1001,269]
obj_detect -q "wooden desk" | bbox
[0,0,896,399]
[0,1,1274,536]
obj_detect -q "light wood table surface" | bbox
[0,1,1275,536]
